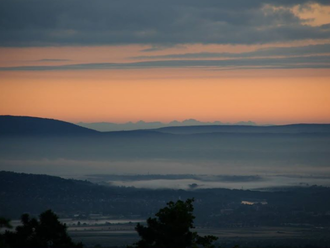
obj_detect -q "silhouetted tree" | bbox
[0,217,12,248]
[0,218,11,230]
[3,210,82,248]
[133,198,218,248]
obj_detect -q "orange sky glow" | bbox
[1,66,329,125]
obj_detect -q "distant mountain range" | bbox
[77,119,257,132]
[1,115,330,136]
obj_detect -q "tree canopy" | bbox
[134,198,218,248]
[1,210,82,248]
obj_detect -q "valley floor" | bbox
[67,223,330,248]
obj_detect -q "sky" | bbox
[0,0,330,124]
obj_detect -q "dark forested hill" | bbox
[1,171,330,231]
[0,171,141,218]
[0,116,98,136]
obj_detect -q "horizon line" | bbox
[2,115,330,127]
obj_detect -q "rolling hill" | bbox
[0,116,98,136]
[0,116,330,179]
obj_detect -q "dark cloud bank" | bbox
[0,0,330,47]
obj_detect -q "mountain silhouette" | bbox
[1,116,330,136]
[0,116,98,136]
[155,123,330,134]
[1,116,330,178]
[77,119,256,132]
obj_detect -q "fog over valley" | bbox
[1,116,329,190]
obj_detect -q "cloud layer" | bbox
[1,55,329,71]
[132,43,330,60]
[1,0,330,46]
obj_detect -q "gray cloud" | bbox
[1,55,329,71]
[132,43,330,60]
[140,44,187,52]
[0,0,329,47]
